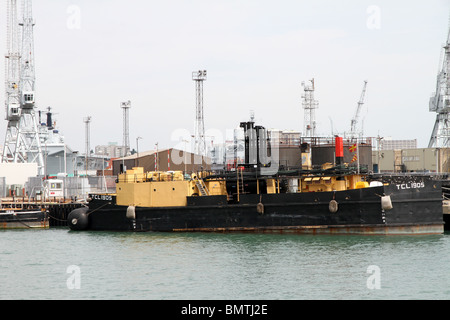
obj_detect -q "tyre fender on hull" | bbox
[126,206,136,219]
[329,200,338,213]
[381,195,393,211]
[256,202,264,215]
[67,207,89,231]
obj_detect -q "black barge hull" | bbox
[69,177,444,235]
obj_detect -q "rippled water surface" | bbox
[1,228,450,299]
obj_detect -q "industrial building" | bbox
[270,130,302,170]
[112,148,211,176]
[306,137,373,170]
[380,139,417,150]
[372,148,450,173]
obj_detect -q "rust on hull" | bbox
[172,224,444,235]
[0,220,49,230]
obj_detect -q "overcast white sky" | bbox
[1,0,449,153]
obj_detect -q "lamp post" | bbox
[377,135,383,173]
[136,136,142,167]
[155,142,159,171]
[182,139,189,174]
[63,144,67,200]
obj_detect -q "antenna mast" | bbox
[192,70,207,157]
[302,79,318,138]
[121,100,131,157]
[84,116,91,172]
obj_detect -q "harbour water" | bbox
[2,228,450,300]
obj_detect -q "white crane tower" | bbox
[3,0,21,164]
[2,0,44,175]
[429,24,450,148]
[192,70,207,157]
[121,100,131,157]
[349,80,368,139]
[302,79,318,138]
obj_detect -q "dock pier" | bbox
[47,203,84,227]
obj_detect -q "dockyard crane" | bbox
[2,0,44,174]
[2,0,21,163]
[429,24,450,148]
[349,80,368,139]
